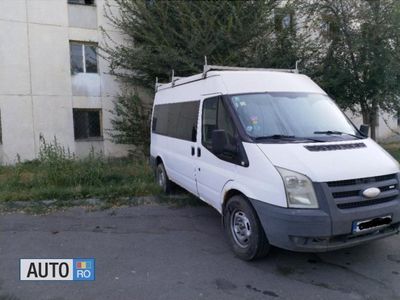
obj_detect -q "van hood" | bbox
[257,138,400,182]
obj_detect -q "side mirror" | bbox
[211,129,227,155]
[359,124,369,137]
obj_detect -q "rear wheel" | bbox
[223,195,270,260]
[156,162,172,194]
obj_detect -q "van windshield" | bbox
[229,92,362,142]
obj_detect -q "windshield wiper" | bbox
[313,130,363,139]
[254,135,324,142]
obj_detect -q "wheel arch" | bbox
[221,182,259,214]
[155,156,163,166]
[222,189,247,211]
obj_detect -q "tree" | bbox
[103,0,288,156]
[103,0,278,89]
[250,2,320,70]
[301,0,400,139]
[108,92,151,157]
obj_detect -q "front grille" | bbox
[326,174,399,210]
[332,190,360,198]
[337,196,397,209]
[328,173,397,187]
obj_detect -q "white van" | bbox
[150,65,400,260]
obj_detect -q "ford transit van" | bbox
[150,64,400,260]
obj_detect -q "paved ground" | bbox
[0,202,400,300]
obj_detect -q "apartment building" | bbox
[0,0,131,164]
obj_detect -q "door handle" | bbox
[191,146,195,156]
[197,147,201,157]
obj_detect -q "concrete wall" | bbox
[0,0,132,164]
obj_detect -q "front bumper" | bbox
[249,180,400,252]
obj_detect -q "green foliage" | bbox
[103,0,279,88]
[108,92,151,157]
[103,0,400,143]
[249,3,318,70]
[102,0,313,151]
[301,0,400,139]
[0,138,159,202]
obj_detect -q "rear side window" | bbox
[152,101,199,142]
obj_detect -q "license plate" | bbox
[352,215,392,233]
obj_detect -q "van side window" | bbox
[152,101,199,142]
[202,97,237,161]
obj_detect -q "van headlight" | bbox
[276,167,318,209]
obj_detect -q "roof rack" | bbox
[155,57,301,91]
[202,56,300,78]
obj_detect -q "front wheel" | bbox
[223,195,270,260]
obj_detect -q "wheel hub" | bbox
[231,210,252,247]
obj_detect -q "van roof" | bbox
[155,70,326,97]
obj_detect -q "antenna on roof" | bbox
[295,59,301,74]
[155,77,159,92]
[171,69,175,86]
[203,56,208,78]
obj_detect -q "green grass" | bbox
[0,138,160,202]
[5,138,398,205]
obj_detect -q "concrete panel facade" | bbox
[0,20,31,95]
[68,3,97,29]
[0,0,27,22]
[0,95,36,163]
[27,0,69,26]
[0,0,130,164]
[29,23,72,95]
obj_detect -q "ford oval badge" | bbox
[362,187,381,198]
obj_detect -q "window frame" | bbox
[69,41,98,74]
[227,91,363,142]
[73,108,103,141]
[67,0,96,6]
[151,100,200,142]
[201,96,247,166]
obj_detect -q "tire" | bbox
[156,162,172,194]
[223,195,270,260]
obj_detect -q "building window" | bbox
[274,8,295,32]
[320,15,339,40]
[73,109,102,140]
[70,42,98,74]
[282,15,291,29]
[68,0,95,5]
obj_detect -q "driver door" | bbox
[195,96,238,211]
